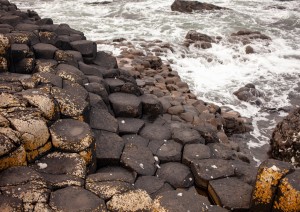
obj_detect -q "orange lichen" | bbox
[0,145,27,171]
[26,141,52,162]
[252,167,289,204]
[273,178,300,212]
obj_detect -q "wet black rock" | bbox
[271,107,300,167]
[171,0,227,13]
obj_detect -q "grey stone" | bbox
[140,123,171,141]
[122,134,149,147]
[172,128,205,145]
[118,117,145,135]
[33,43,58,59]
[90,107,118,133]
[156,162,194,188]
[182,143,211,166]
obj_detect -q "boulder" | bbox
[140,123,171,141]
[51,87,89,120]
[49,186,106,212]
[140,94,163,118]
[33,43,58,59]
[20,88,60,120]
[106,189,152,212]
[171,0,226,13]
[271,107,300,166]
[0,166,49,211]
[93,51,118,69]
[191,159,235,188]
[172,127,205,145]
[86,168,135,200]
[33,72,63,88]
[208,177,252,210]
[182,143,211,166]
[134,176,167,197]
[153,140,182,163]
[94,130,125,167]
[50,119,94,152]
[109,92,142,118]
[121,143,156,176]
[273,170,300,211]
[250,159,294,211]
[56,63,87,85]
[156,162,194,188]
[90,107,118,133]
[233,83,263,105]
[122,134,149,147]
[152,187,211,211]
[117,117,145,135]
[70,40,97,58]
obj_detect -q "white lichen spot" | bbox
[211,165,217,169]
[37,162,47,169]
[177,193,183,197]
[210,176,213,179]
[214,149,218,152]
[271,165,279,171]
[189,178,193,181]
[195,154,199,157]
[154,156,159,162]
[139,163,144,169]
[156,164,161,169]
[121,120,125,124]
[291,157,295,163]
[206,169,209,172]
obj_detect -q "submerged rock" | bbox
[171,0,227,13]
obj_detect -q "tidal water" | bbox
[13,0,300,163]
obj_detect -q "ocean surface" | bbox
[13,0,300,163]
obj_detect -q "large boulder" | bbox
[271,107,300,167]
[171,0,226,13]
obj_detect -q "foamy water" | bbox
[14,0,300,160]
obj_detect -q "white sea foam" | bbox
[14,0,300,162]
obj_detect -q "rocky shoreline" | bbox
[0,0,299,211]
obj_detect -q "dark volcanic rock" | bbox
[172,127,205,145]
[208,177,252,210]
[271,107,300,167]
[70,40,97,58]
[134,176,166,197]
[233,83,264,105]
[140,94,163,118]
[93,51,118,69]
[90,107,118,133]
[33,43,58,59]
[49,186,106,211]
[156,162,194,188]
[94,130,125,167]
[152,187,211,211]
[182,143,211,166]
[191,159,235,188]
[171,0,226,13]
[122,134,149,147]
[0,195,23,211]
[109,92,142,118]
[140,123,171,141]
[117,117,145,134]
[121,143,156,176]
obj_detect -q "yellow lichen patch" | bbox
[273,178,300,212]
[0,57,8,72]
[152,196,169,212]
[0,93,27,108]
[0,115,9,127]
[39,31,56,41]
[79,148,93,164]
[0,34,10,55]
[0,145,27,171]
[107,189,153,212]
[26,141,52,162]
[252,167,289,204]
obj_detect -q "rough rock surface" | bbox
[270,107,300,167]
[171,0,227,13]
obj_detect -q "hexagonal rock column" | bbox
[0,34,10,72]
[109,92,142,118]
[156,162,194,188]
[0,166,50,211]
[106,189,152,212]
[5,108,51,162]
[152,187,213,211]
[49,186,106,212]
[273,170,300,212]
[250,159,294,211]
[51,87,89,121]
[0,127,27,171]
[208,177,253,210]
[121,143,156,176]
[31,152,87,189]
[20,88,60,121]
[191,159,235,189]
[86,167,135,200]
[50,119,96,173]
